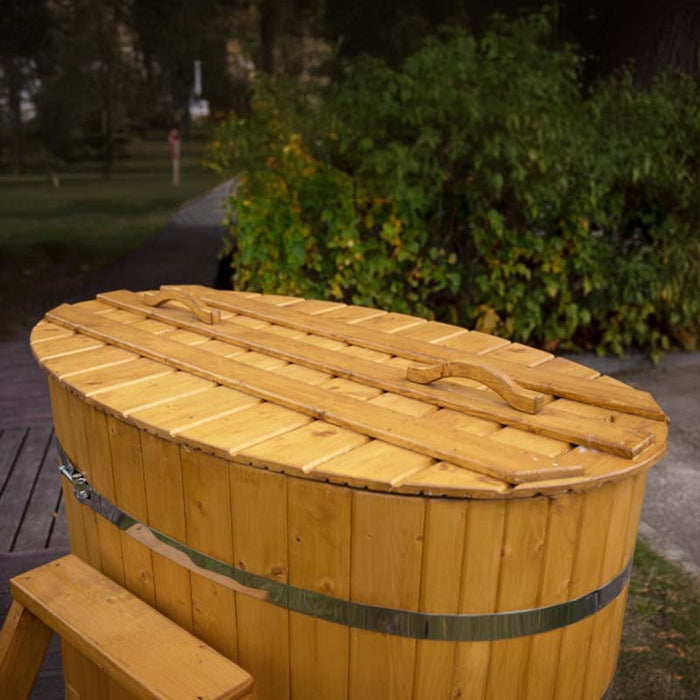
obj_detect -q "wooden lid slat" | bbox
[178,286,666,422]
[238,421,369,475]
[93,290,654,459]
[94,372,214,417]
[66,358,174,397]
[311,441,434,489]
[45,302,583,484]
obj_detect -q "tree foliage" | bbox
[208,13,700,357]
[37,0,136,171]
[0,0,53,170]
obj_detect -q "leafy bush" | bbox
[207,80,459,316]
[207,12,700,357]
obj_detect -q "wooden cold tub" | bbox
[31,285,668,700]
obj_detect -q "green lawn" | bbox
[615,539,700,699]
[0,136,221,338]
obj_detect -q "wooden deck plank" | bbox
[14,434,63,552]
[0,428,27,493]
[2,341,55,429]
[47,488,69,551]
[0,427,53,552]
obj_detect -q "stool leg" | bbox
[0,600,53,700]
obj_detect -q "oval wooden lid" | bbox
[31,285,668,499]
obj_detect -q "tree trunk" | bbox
[259,0,281,74]
[6,58,23,173]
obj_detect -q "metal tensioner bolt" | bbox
[59,464,91,501]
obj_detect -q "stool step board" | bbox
[7,554,253,700]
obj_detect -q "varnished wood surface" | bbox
[86,291,653,459]
[48,383,645,699]
[43,303,581,484]
[32,288,668,497]
[10,554,254,699]
[19,288,671,700]
[180,286,666,420]
[0,600,53,700]
[0,550,70,700]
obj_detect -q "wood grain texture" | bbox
[144,287,221,325]
[10,555,253,699]
[79,401,125,588]
[522,492,584,700]
[31,290,662,700]
[239,420,368,475]
[581,477,636,699]
[140,432,193,632]
[92,290,654,459]
[451,500,506,700]
[174,287,666,420]
[288,478,351,700]
[599,473,648,688]
[61,640,83,700]
[34,291,670,497]
[406,359,546,413]
[44,303,584,484]
[230,464,290,700]
[106,416,156,607]
[180,448,239,661]
[0,600,53,700]
[49,381,101,569]
[486,498,550,699]
[552,482,616,699]
[349,490,425,700]
[413,499,468,699]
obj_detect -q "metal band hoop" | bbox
[57,441,633,644]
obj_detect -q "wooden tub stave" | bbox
[50,382,648,700]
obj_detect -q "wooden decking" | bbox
[1,427,69,699]
[0,340,54,429]
[0,426,68,554]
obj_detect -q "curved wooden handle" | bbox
[144,286,221,325]
[406,360,546,414]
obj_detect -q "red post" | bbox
[168,127,181,186]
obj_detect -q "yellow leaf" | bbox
[475,306,500,334]
[665,643,686,658]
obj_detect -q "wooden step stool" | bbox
[0,554,254,699]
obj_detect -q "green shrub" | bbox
[211,127,459,315]
[207,12,700,357]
